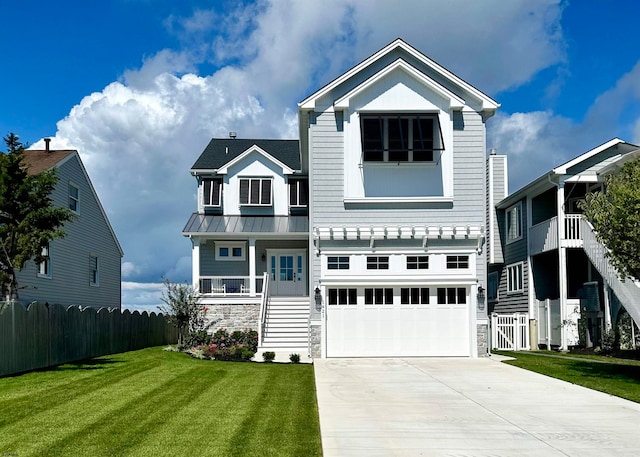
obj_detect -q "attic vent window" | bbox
[360,113,443,163]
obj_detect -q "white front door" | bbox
[269,251,306,296]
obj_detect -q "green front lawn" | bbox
[497,351,640,403]
[0,347,322,457]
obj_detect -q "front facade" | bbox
[16,147,123,309]
[184,39,499,357]
[487,139,640,350]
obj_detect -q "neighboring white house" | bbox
[184,38,500,358]
[487,138,640,351]
[16,142,123,309]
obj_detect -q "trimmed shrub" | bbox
[262,351,276,362]
[289,353,301,364]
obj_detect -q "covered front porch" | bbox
[183,214,310,304]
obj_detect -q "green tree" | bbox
[0,133,74,301]
[158,278,206,345]
[579,157,640,281]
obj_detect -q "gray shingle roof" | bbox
[191,139,301,171]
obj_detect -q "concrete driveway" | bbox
[314,356,640,456]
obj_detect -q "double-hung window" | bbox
[360,113,443,163]
[38,244,51,278]
[446,255,469,269]
[407,256,429,269]
[239,178,272,206]
[68,183,79,213]
[289,178,308,208]
[327,257,349,270]
[507,262,524,293]
[90,255,99,286]
[202,178,222,207]
[506,203,522,243]
[366,256,389,270]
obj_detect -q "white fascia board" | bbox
[333,59,466,110]
[299,38,499,112]
[552,138,625,175]
[343,196,454,204]
[216,145,295,175]
[598,148,640,176]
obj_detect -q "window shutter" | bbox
[299,180,308,205]
[261,179,271,205]
[239,179,249,204]
[289,180,297,206]
[212,179,221,205]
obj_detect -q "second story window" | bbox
[367,256,389,270]
[407,256,429,269]
[239,178,272,206]
[289,178,308,207]
[69,183,79,213]
[446,255,469,269]
[203,178,222,207]
[327,256,349,270]
[361,113,443,163]
[506,203,522,242]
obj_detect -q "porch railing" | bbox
[529,216,558,255]
[528,214,583,255]
[199,276,264,295]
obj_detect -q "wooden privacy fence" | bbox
[0,302,178,377]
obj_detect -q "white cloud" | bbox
[121,281,164,313]
[33,0,571,294]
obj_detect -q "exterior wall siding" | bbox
[493,197,529,314]
[487,155,507,264]
[16,155,122,309]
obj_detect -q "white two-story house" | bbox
[183,39,499,358]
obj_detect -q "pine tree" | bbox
[0,133,74,301]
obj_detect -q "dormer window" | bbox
[203,178,222,207]
[239,178,272,206]
[361,113,443,163]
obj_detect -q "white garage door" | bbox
[326,286,470,357]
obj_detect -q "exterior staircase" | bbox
[257,296,310,356]
[581,219,640,327]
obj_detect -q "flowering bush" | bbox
[182,328,257,362]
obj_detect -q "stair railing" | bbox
[258,272,270,347]
[580,219,640,326]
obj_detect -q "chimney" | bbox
[44,138,51,153]
[229,131,237,139]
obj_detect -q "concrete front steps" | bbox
[257,296,310,359]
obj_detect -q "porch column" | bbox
[191,237,200,291]
[557,182,568,349]
[603,283,612,331]
[249,238,256,296]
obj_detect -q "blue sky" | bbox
[2,0,640,310]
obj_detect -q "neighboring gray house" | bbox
[16,143,123,309]
[487,138,640,350]
[184,38,500,357]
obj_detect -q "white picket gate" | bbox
[491,313,530,351]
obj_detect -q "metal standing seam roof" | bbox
[182,214,309,235]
